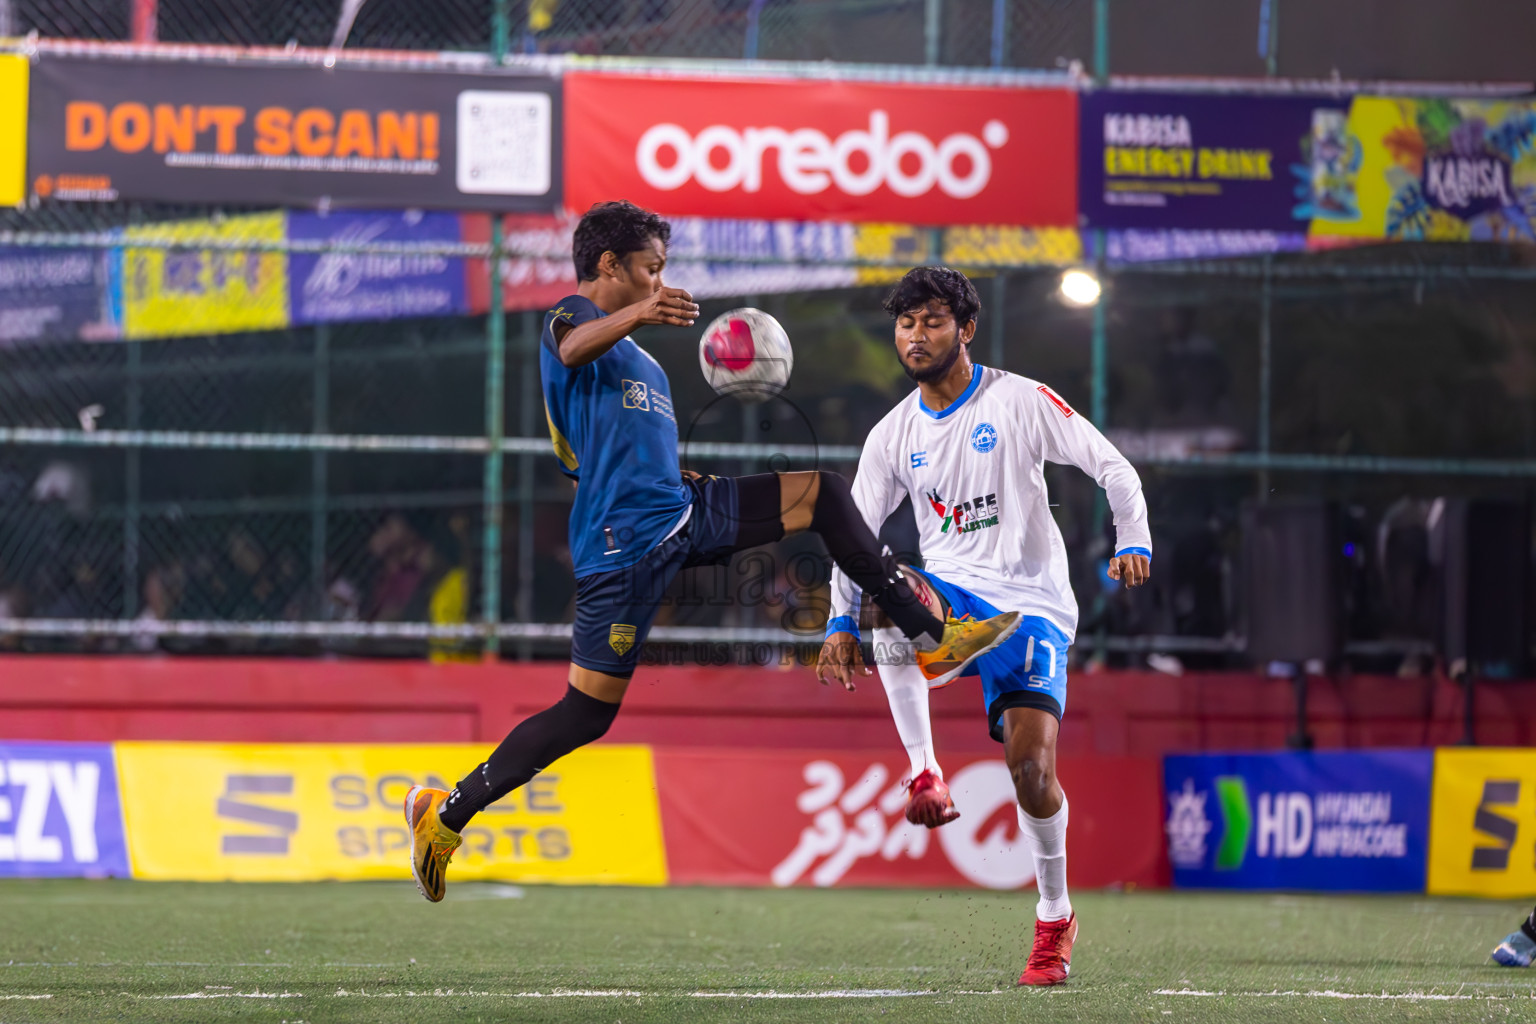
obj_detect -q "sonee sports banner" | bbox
[1163,751,1433,892]
[1427,748,1536,898]
[26,55,561,211]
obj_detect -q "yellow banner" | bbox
[1427,748,1536,898]
[122,212,290,338]
[115,742,667,885]
[0,55,26,206]
[944,226,1082,267]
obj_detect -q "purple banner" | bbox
[0,741,129,878]
[287,209,468,326]
[1099,229,1308,265]
[0,247,118,345]
[1080,91,1347,232]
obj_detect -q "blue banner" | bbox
[287,210,468,326]
[1163,750,1432,892]
[1080,91,1349,232]
[0,247,118,344]
[0,741,129,877]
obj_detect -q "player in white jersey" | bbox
[815,267,1152,987]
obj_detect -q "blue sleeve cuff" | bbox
[825,615,861,642]
[1116,546,1152,559]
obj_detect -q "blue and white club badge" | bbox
[970,422,998,453]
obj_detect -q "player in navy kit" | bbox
[404,202,1020,902]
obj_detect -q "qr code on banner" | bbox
[456,91,552,196]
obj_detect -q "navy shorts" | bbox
[907,567,1072,743]
[570,475,747,676]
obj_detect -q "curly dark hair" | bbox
[881,266,982,327]
[572,201,672,282]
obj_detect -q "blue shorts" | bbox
[571,475,744,676]
[907,567,1072,743]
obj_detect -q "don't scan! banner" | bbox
[114,742,666,884]
[27,55,561,211]
[1163,750,1432,892]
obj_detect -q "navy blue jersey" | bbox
[541,294,691,578]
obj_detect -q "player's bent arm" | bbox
[554,288,699,368]
[1028,382,1153,558]
[827,424,904,627]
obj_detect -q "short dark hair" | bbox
[881,266,981,327]
[572,201,672,282]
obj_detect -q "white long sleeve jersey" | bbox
[830,365,1152,642]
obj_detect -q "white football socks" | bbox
[873,626,939,780]
[1018,796,1071,922]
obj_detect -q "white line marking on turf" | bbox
[131,991,304,1000]
[689,990,933,999]
[0,994,53,1000]
[1154,988,1530,1002]
[327,988,1018,1000]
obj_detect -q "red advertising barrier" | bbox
[563,72,1077,227]
[654,749,1166,890]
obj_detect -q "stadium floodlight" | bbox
[1058,269,1102,307]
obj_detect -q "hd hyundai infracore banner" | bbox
[26,55,561,211]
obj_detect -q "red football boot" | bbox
[1018,913,1078,986]
[904,769,960,829]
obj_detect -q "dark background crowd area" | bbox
[2,267,1534,674]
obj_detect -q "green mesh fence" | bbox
[3,4,1536,672]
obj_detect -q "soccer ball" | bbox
[698,307,793,404]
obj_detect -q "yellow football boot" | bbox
[915,611,1022,686]
[404,785,462,903]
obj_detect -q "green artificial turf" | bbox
[0,880,1531,1023]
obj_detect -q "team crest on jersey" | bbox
[622,379,651,411]
[970,422,998,453]
[609,623,637,656]
[925,487,1000,534]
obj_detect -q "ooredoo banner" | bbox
[654,751,1166,889]
[563,72,1077,227]
[0,741,129,878]
[115,742,667,884]
[1427,748,1536,898]
[27,55,561,211]
[1163,751,1432,892]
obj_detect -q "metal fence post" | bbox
[516,310,537,660]
[123,338,141,618]
[311,324,330,603]
[1258,256,1273,501]
[989,272,1006,369]
[924,0,942,66]
[481,0,511,659]
[989,0,1007,68]
[1094,0,1109,81]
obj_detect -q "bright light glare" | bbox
[1059,269,1102,307]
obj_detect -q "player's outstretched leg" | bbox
[792,471,1020,684]
[404,784,462,903]
[1492,907,1536,966]
[1003,706,1076,986]
[872,626,958,828]
[407,679,621,902]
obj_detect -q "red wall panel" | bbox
[2,655,1533,753]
